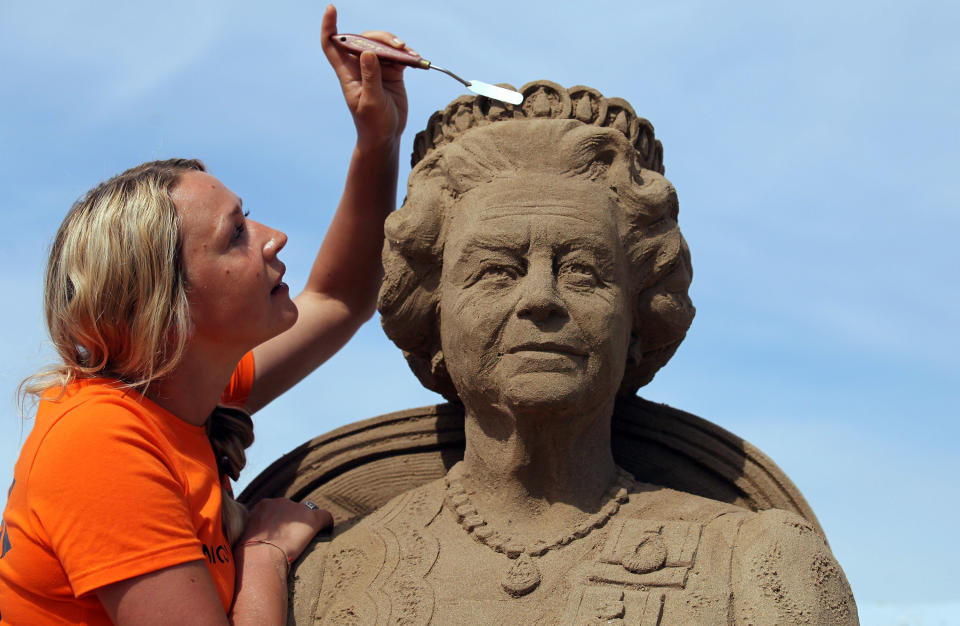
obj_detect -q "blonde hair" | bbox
[20,158,204,403]
[21,158,253,541]
[207,405,255,544]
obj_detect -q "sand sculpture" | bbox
[243,81,857,624]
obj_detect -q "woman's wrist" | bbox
[230,539,292,624]
[238,540,290,578]
[354,131,402,157]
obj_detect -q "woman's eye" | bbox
[231,210,250,242]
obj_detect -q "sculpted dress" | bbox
[309,464,856,625]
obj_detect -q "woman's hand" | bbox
[239,497,333,564]
[320,4,412,150]
[229,498,332,625]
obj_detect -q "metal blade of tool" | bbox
[331,34,524,106]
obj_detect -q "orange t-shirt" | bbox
[0,352,254,625]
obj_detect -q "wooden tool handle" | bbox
[330,34,429,69]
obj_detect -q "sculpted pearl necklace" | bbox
[444,466,634,597]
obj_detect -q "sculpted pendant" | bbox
[501,553,541,596]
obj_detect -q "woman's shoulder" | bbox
[22,379,189,495]
[35,377,199,447]
[36,377,150,428]
[32,381,151,448]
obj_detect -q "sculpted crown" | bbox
[411,80,665,174]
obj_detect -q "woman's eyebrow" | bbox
[225,199,245,219]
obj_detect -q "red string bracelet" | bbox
[241,540,292,576]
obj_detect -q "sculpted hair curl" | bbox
[21,159,205,402]
[378,117,694,402]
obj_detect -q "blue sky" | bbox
[1,0,957,620]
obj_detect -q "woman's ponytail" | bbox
[206,405,255,545]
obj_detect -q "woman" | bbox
[0,6,411,625]
[309,85,858,624]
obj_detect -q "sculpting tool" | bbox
[331,33,524,105]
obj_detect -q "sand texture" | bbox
[243,400,855,624]
[243,82,857,624]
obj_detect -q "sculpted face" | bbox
[439,178,632,416]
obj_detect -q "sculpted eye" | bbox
[476,263,520,283]
[558,262,599,287]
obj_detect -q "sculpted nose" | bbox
[516,269,566,322]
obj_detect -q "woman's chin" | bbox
[264,303,299,342]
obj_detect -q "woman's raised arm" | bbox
[246,5,414,413]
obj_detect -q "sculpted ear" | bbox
[401,346,460,404]
[627,333,643,367]
[430,349,447,379]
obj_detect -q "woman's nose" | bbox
[516,266,566,322]
[260,225,288,258]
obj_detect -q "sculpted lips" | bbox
[507,341,587,357]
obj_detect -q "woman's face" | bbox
[438,178,632,418]
[171,171,298,352]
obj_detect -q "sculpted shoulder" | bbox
[606,485,858,625]
[730,508,858,625]
[622,481,747,523]
[296,480,445,625]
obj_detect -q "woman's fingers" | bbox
[311,505,334,532]
[320,5,353,82]
[321,6,414,84]
[359,29,418,56]
[241,498,333,562]
[318,4,409,142]
[358,30,417,82]
[359,51,384,104]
